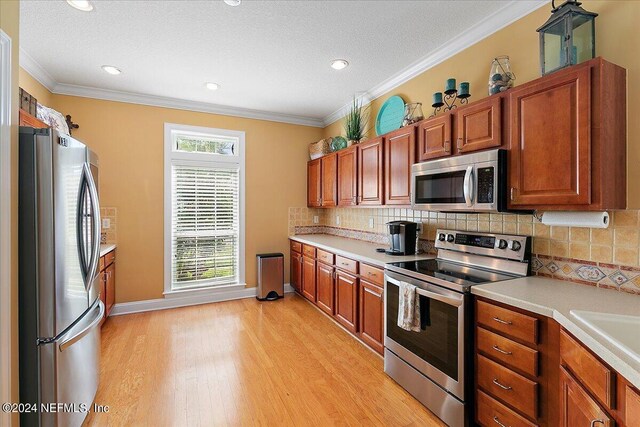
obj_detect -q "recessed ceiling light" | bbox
[330,59,349,70]
[101,65,122,75]
[66,0,94,11]
[205,82,220,91]
[223,0,241,6]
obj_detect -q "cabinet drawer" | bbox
[477,355,538,420]
[477,300,538,345]
[104,250,116,267]
[360,263,384,286]
[560,329,615,409]
[316,249,334,265]
[302,244,316,258]
[477,327,539,377]
[335,255,357,274]
[290,240,302,253]
[477,390,537,427]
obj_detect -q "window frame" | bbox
[164,123,246,297]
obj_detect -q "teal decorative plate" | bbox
[331,136,347,151]
[375,95,405,136]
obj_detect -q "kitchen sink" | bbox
[570,310,640,364]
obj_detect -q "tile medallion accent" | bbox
[575,265,606,282]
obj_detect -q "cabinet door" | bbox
[455,96,502,154]
[385,127,415,205]
[105,263,115,317]
[359,279,384,354]
[301,256,316,302]
[291,251,302,292]
[316,262,335,315]
[321,153,338,207]
[560,367,613,427]
[335,270,358,333]
[307,159,321,207]
[357,137,384,205]
[416,114,452,161]
[337,147,358,206]
[626,385,640,427]
[508,66,591,208]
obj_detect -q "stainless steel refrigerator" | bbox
[19,127,104,427]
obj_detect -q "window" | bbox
[164,123,245,293]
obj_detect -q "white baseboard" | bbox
[111,284,295,316]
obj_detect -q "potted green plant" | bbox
[344,96,370,146]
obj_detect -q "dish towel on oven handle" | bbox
[397,281,421,332]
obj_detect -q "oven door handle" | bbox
[463,165,474,207]
[386,275,463,307]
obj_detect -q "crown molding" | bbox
[19,47,56,91]
[322,0,549,127]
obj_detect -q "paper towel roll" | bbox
[540,211,609,229]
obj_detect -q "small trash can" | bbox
[256,253,284,301]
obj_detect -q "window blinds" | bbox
[171,165,239,289]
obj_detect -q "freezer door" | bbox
[52,131,99,335]
[39,300,104,427]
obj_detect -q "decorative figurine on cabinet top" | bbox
[537,0,597,75]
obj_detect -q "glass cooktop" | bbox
[386,259,518,289]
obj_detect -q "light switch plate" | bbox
[336,215,340,226]
[102,218,111,229]
[313,215,319,224]
[369,217,375,229]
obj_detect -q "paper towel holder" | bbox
[535,210,610,229]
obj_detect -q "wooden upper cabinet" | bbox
[560,366,613,427]
[357,137,384,205]
[455,95,502,154]
[416,114,452,161]
[321,153,338,207]
[508,58,626,210]
[19,109,48,128]
[337,146,358,207]
[307,159,321,207]
[384,126,415,205]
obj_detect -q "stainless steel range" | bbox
[383,229,531,427]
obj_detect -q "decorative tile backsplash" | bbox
[288,207,640,295]
[100,207,118,244]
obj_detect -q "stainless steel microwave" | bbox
[411,149,507,212]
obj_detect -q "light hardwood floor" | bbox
[84,293,445,426]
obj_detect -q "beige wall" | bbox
[18,75,322,303]
[324,1,640,208]
[1,0,20,422]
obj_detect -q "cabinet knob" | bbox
[590,420,605,427]
[510,187,517,201]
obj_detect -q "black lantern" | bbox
[536,0,597,75]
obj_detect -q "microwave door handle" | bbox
[463,166,474,207]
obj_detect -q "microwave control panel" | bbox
[476,167,494,204]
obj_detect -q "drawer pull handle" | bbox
[492,379,512,391]
[341,262,349,266]
[590,420,605,427]
[492,345,512,355]
[493,317,512,325]
[493,416,508,427]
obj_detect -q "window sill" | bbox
[163,283,247,299]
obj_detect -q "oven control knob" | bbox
[497,239,508,249]
[446,234,455,243]
[509,240,522,251]
[438,233,446,242]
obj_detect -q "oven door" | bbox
[384,270,467,401]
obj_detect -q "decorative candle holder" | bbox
[430,79,471,117]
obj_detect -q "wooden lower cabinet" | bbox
[358,279,384,354]
[301,256,316,302]
[626,385,640,427]
[290,251,302,292]
[316,261,335,315]
[334,270,358,333]
[560,366,613,427]
[98,249,116,323]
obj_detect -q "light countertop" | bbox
[100,243,116,257]
[289,234,433,268]
[472,276,640,389]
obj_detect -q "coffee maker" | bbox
[385,221,418,255]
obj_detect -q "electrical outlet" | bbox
[102,218,111,229]
[336,215,341,226]
[368,217,375,229]
[313,215,319,224]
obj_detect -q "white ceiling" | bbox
[20,0,545,126]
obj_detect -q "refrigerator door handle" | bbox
[59,301,104,352]
[81,163,101,289]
